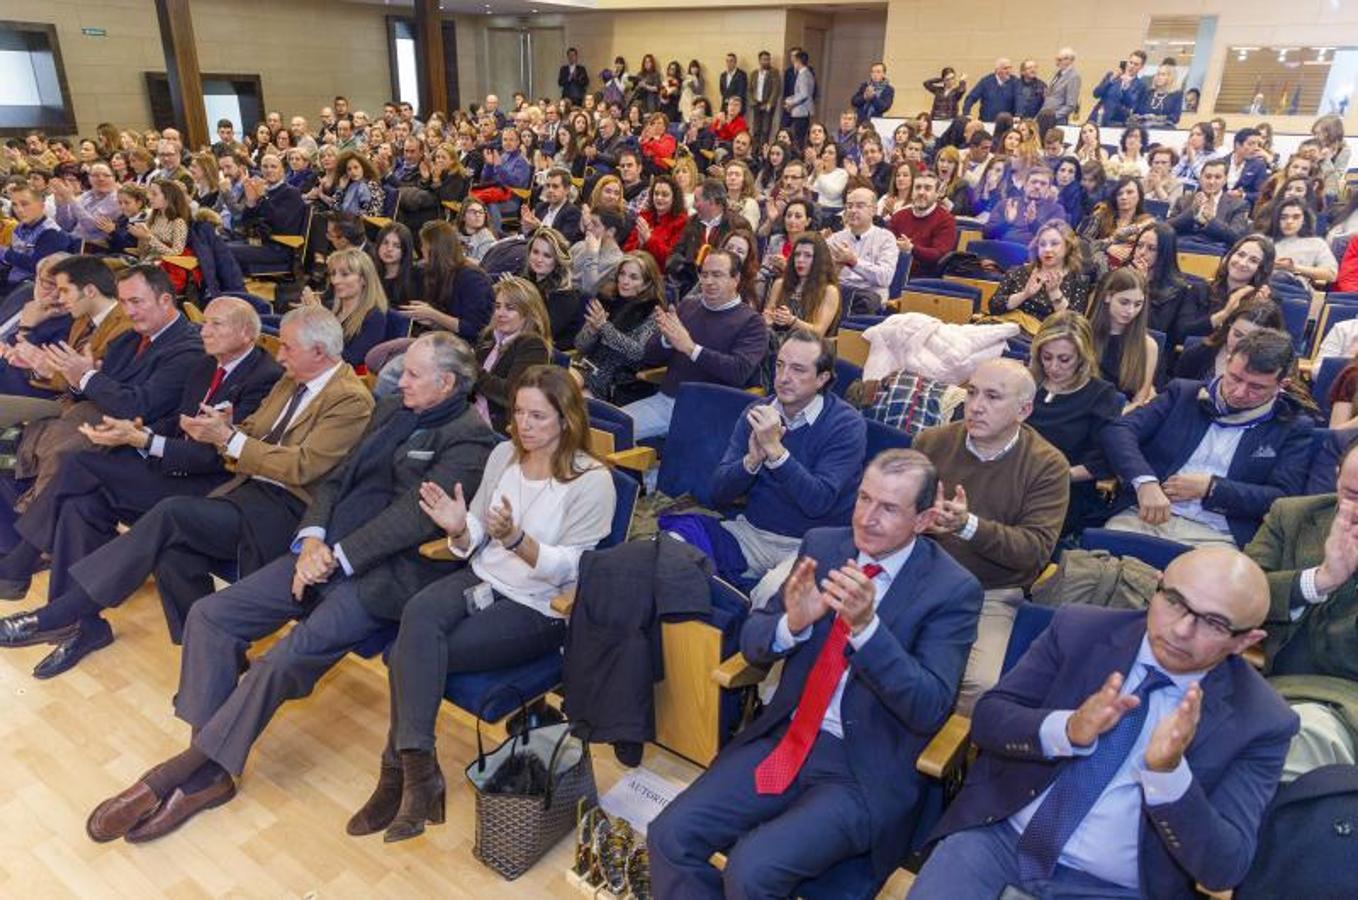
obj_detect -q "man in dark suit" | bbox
[85,332,498,843]
[5,264,203,514]
[649,449,984,897]
[719,53,748,107]
[558,47,589,104]
[0,306,373,677]
[1100,328,1313,548]
[1224,127,1271,207]
[1244,440,1358,679]
[911,546,1299,899]
[518,167,583,244]
[749,51,780,152]
[226,153,307,276]
[1169,159,1251,248]
[0,256,74,397]
[0,297,279,609]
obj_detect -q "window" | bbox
[145,73,264,135]
[1215,46,1355,116]
[0,21,76,135]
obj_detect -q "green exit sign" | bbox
[81,27,107,37]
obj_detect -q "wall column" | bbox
[154,0,208,149]
[414,0,449,116]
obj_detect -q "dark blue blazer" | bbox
[932,606,1298,898]
[1099,378,1314,546]
[0,284,71,397]
[736,526,983,879]
[240,183,307,239]
[81,315,205,422]
[150,346,282,476]
[1092,73,1148,125]
[0,283,70,348]
[1231,157,1270,206]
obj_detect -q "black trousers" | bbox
[388,568,565,752]
[17,448,224,602]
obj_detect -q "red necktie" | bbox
[754,562,883,795]
[135,335,150,358]
[203,366,226,403]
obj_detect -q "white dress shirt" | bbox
[771,539,916,738]
[1008,637,1199,889]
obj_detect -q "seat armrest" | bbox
[162,255,199,270]
[419,537,454,560]
[363,216,393,229]
[549,587,577,616]
[916,713,972,780]
[607,446,657,472]
[1197,886,1232,899]
[269,234,305,249]
[711,652,768,689]
[637,367,667,385]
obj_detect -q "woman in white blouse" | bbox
[352,365,615,843]
[810,143,849,225]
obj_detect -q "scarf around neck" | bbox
[1197,376,1277,428]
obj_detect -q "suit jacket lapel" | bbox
[279,365,349,441]
[1186,661,1234,751]
[1074,615,1146,700]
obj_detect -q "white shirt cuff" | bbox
[1300,567,1328,604]
[1140,758,1193,806]
[1132,475,1159,487]
[958,513,979,541]
[448,513,483,560]
[333,542,354,576]
[1038,710,1098,757]
[148,434,166,458]
[773,612,812,652]
[225,429,247,459]
[743,455,762,475]
[689,344,703,362]
[77,370,96,392]
[848,615,879,649]
[765,448,790,470]
[292,527,327,552]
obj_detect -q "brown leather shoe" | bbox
[124,770,236,843]
[86,781,162,843]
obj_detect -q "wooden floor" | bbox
[0,572,688,897]
[0,571,914,898]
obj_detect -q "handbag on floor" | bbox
[466,687,598,880]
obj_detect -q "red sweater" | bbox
[1336,237,1358,293]
[638,209,690,265]
[888,204,958,277]
[640,133,677,170]
[713,116,749,142]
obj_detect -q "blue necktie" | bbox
[1016,667,1175,883]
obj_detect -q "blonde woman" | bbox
[472,276,553,431]
[301,247,389,368]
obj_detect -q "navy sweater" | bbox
[711,392,867,537]
[642,296,768,396]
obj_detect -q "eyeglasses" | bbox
[1156,587,1252,638]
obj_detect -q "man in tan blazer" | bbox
[0,305,374,678]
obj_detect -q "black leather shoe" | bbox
[0,577,31,601]
[33,618,114,679]
[0,612,77,648]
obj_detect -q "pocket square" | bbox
[407,449,435,461]
[1251,446,1277,459]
